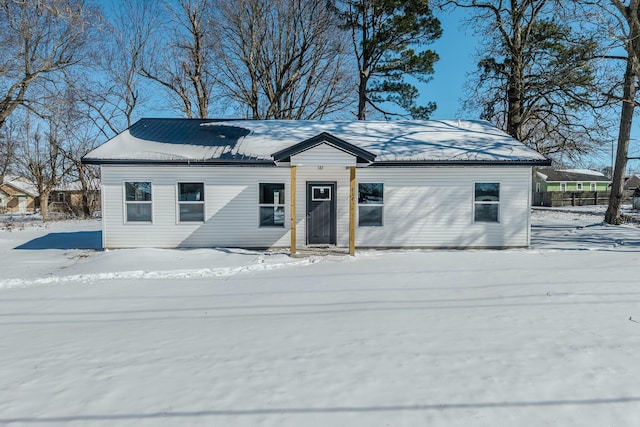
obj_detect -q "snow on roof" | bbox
[558,169,605,177]
[83,118,549,165]
[536,171,548,180]
[537,169,610,182]
[1,176,38,197]
[54,179,101,192]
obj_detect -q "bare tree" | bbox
[47,85,103,218]
[0,118,18,183]
[17,112,73,220]
[105,0,157,129]
[0,0,102,132]
[603,0,640,224]
[60,125,101,218]
[445,0,609,160]
[55,0,163,144]
[138,0,215,118]
[211,0,355,119]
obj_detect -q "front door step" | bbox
[291,246,350,257]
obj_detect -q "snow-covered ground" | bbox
[1,208,640,426]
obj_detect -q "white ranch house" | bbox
[82,119,550,253]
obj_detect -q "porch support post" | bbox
[290,166,297,255]
[349,166,356,255]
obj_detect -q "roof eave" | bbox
[370,159,552,167]
[81,158,276,166]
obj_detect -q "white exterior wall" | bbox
[291,143,356,166]
[101,165,291,248]
[354,167,531,248]
[100,164,532,249]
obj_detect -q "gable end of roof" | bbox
[272,132,376,163]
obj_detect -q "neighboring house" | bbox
[82,119,550,252]
[624,174,640,191]
[627,175,640,210]
[0,188,8,212]
[0,177,38,214]
[533,169,610,193]
[49,180,101,216]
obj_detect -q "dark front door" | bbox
[306,182,336,245]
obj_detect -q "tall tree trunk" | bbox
[506,61,524,140]
[605,60,636,225]
[81,193,91,218]
[357,73,368,120]
[506,19,524,140]
[357,2,369,121]
[40,189,50,221]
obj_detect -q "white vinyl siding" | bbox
[291,143,356,167]
[102,166,290,248]
[101,165,532,249]
[354,167,531,248]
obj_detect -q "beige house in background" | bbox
[49,180,101,216]
[0,177,38,214]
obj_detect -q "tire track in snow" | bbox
[0,257,322,289]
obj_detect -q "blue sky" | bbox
[135,4,636,171]
[425,8,477,121]
[425,8,640,171]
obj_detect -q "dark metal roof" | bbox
[538,169,609,182]
[624,174,640,189]
[128,118,253,147]
[83,118,551,167]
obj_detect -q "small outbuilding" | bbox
[82,119,550,252]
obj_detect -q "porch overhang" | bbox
[272,132,376,165]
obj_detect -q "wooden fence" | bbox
[532,191,634,207]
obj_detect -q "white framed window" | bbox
[57,192,65,202]
[535,182,541,192]
[124,182,152,222]
[259,183,285,227]
[358,183,384,226]
[577,182,583,191]
[474,182,500,223]
[312,186,331,201]
[590,183,596,191]
[178,182,205,222]
[560,182,567,192]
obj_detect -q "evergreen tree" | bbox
[331,0,442,119]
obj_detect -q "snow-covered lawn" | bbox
[1,208,640,426]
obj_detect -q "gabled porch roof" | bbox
[271,132,376,164]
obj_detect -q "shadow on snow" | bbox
[15,231,102,250]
